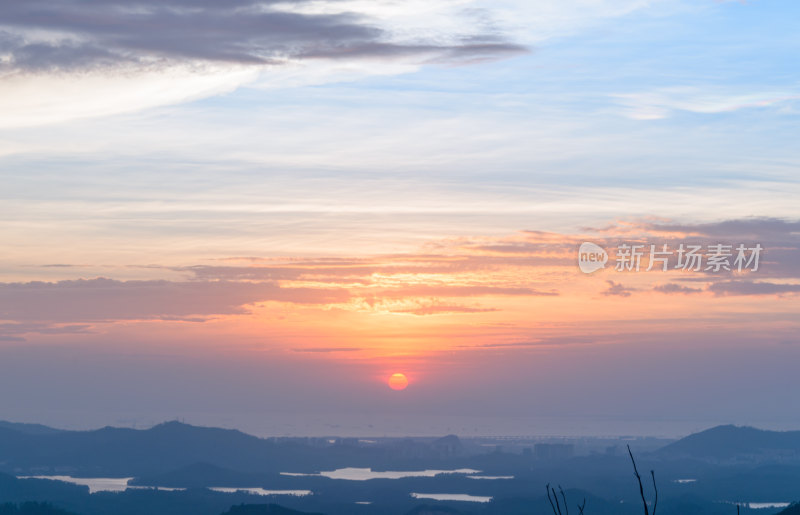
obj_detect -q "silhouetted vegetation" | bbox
[777,503,800,515]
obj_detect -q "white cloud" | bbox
[0,65,260,128]
[286,0,662,44]
[613,86,800,120]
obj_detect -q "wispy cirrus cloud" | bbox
[612,87,800,120]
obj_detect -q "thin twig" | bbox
[628,444,650,515]
[546,484,560,515]
[559,485,570,515]
[651,470,658,515]
[553,486,563,515]
[578,498,586,515]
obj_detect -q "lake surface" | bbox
[281,467,481,480]
[747,503,790,509]
[411,493,493,503]
[722,502,791,510]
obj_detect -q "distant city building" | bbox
[534,443,574,460]
[431,435,464,457]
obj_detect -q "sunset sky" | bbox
[1,0,799,437]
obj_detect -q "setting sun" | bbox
[388,373,409,391]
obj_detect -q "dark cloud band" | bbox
[0,0,527,72]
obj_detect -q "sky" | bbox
[0,0,799,437]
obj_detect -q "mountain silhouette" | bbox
[0,422,64,436]
[0,421,273,476]
[658,425,800,462]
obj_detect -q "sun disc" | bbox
[388,373,408,391]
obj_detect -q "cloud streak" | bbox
[0,277,349,323]
[709,280,800,297]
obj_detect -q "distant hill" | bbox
[220,504,323,515]
[0,422,64,436]
[658,425,800,462]
[0,420,462,477]
[0,421,276,476]
[778,504,800,515]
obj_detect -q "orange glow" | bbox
[28,226,796,368]
[388,373,409,390]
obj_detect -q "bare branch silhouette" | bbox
[651,470,658,515]
[628,444,650,515]
[546,482,582,514]
[546,483,561,515]
[553,486,563,515]
[559,485,570,515]
[543,446,657,515]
